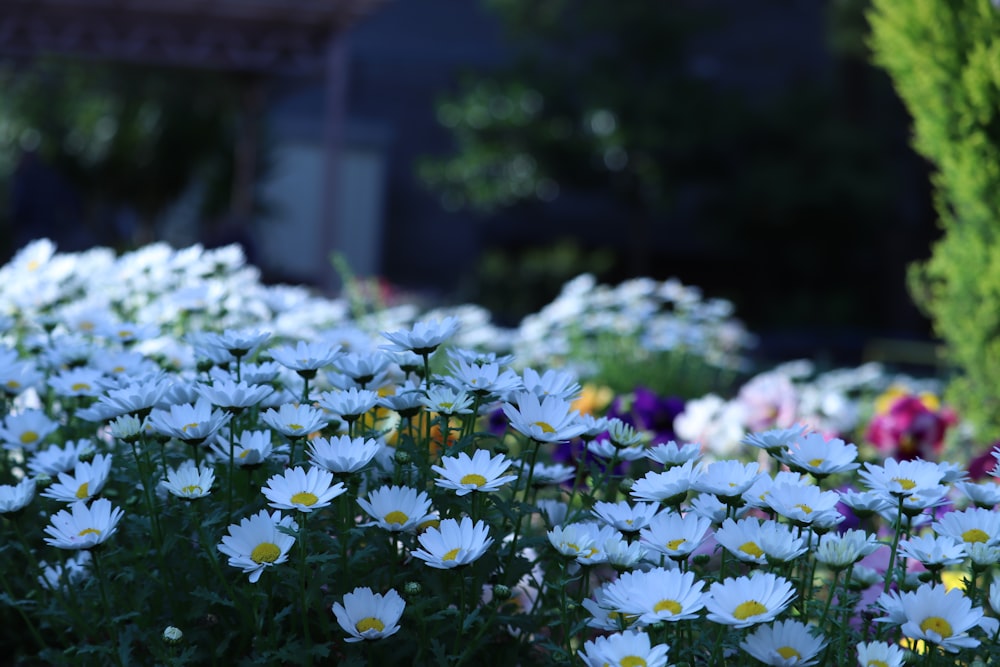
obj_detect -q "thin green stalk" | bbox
[0,565,46,653]
[90,549,125,667]
[299,511,313,667]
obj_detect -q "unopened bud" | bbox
[617,478,634,494]
[492,584,512,601]
[394,449,411,465]
[162,626,183,644]
[403,581,422,597]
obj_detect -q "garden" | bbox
[3,1,1000,666]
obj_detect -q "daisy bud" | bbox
[403,581,422,597]
[162,626,183,644]
[692,554,711,567]
[394,449,411,465]
[492,584,512,601]
[617,478,634,495]
[78,448,96,464]
[34,473,53,490]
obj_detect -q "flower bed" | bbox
[0,239,997,666]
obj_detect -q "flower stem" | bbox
[91,549,125,667]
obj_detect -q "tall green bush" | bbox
[868,0,1000,439]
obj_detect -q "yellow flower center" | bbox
[442,547,461,561]
[71,382,92,392]
[961,528,990,544]
[733,599,768,620]
[118,330,133,339]
[288,423,303,431]
[384,510,409,525]
[666,538,687,550]
[356,617,385,633]
[653,599,682,615]
[460,473,488,487]
[238,450,251,459]
[920,616,953,638]
[75,482,90,499]
[794,503,813,515]
[867,661,889,667]
[808,458,824,467]
[181,422,199,433]
[533,421,555,433]
[777,646,801,660]
[5,380,20,389]
[251,542,281,564]
[78,527,101,537]
[564,542,581,552]
[620,657,647,667]
[892,477,916,490]
[739,541,764,558]
[291,492,318,506]
[440,401,454,409]
[181,485,203,496]
[19,430,38,444]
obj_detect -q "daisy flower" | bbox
[307,435,380,474]
[333,351,393,388]
[837,489,892,519]
[47,367,106,398]
[715,517,806,565]
[160,460,215,500]
[211,430,276,467]
[357,485,434,532]
[743,425,807,455]
[520,367,580,401]
[0,477,36,514]
[528,462,576,487]
[588,439,647,462]
[630,460,696,504]
[270,340,342,376]
[932,506,1000,547]
[859,458,947,499]
[763,483,842,527]
[606,419,647,449]
[583,585,640,632]
[431,449,517,496]
[740,619,826,666]
[898,534,966,569]
[814,529,881,570]
[955,480,1000,509]
[44,498,125,550]
[147,398,231,444]
[644,440,702,467]
[42,454,113,503]
[602,567,707,624]
[314,388,380,421]
[578,630,671,667]
[603,536,646,569]
[332,587,405,642]
[705,572,796,628]
[855,641,906,667]
[447,359,522,398]
[260,403,329,439]
[217,509,297,583]
[502,392,586,443]
[38,551,90,591]
[592,500,660,535]
[205,328,271,358]
[262,466,346,513]
[0,409,59,452]
[778,432,859,478]
[28,439,92,476]
[411,516,493,569]
[898,584,984,653]
[195,379,274,411]
[692,459,763,503]
[420,385,475,416]
[380,316,460,356]
[639,510,712,562]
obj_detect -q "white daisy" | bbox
[587,439,647,462]
[260,403,329,439]
[307,435,381,474]
[411,516,493,569]
[270,340,342,375]
[217,509,297,583]
[742,425,808,455]
[644,440,702,467]
[606,419,648,449]
[42,453,113,503]
[630,460,696,504]
[527,462,576,487]
[0,477,36,514]
[447,359,522,398]
[932,506,1000,547]
[578,629,670,667]
[44,498,125,550]
[314,388,380,421]
[520,367,580,402]
[692,459,763,503]
[147,398,231,444]
[160,460,215,500]
[502,392,586,443]
[764,483,843,527]
[592,500,660,535]
[602,567,707,624]
[813,529,881,570]
[357,485,434,533]
[431,449,517,496]
[855,641,906,667]
[955,480,1000,509]
[27,439,92,476]
[705,572,796,627]
[332,587,405,642]
[195,379,274,411]
[740,619,826,666]
[639,510,712,562]
[211,430,276,468]
[261,466,346,513]
[898,584,984,653]
[380,316,460,356]
[0,409,59,452]
[898,533,966,569]
[778,432,859,478]
[420,385,475,416]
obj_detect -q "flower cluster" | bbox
[0,239,996,667]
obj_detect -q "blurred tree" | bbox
[0,58,242,256]
[421,0,910,337]
[868,0,1000,440]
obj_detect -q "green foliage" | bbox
[868,0,1000,438]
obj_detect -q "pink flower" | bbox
[865,395,956,461]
